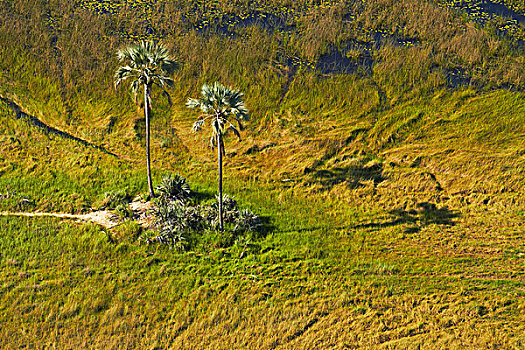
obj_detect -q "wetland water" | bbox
[445,0,525,25]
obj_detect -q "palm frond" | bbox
[186,98,200,109]
[114,66,136,88]
[162,89,172,106]
[114,65,135,78]
[237,119,244,131]
[229,125,241,141]
[116,46,134,63]
[192,119,205,132]
[130,79,140,104]
[232,104,249,121]
[158,76,174,88]
[154,79,173,106]
[161,59,180,75]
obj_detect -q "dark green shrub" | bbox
[155,174,191,203]
[234,209,261,233]
[153,201,205,233]
[150,200,206,250]
[149,178,265,251]
[204,194,239,227]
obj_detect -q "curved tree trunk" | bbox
[218,132,224,233]
[144,84,155,199]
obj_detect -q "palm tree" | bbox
[187,82,248,232]
[114,40,179,199]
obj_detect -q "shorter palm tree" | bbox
[187,82,248,232]
[114,40,179,199]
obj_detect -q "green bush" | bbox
[155,174,191,203]
[149,181,264,251]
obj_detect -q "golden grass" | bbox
[1,0,525,348]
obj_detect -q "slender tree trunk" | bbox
[217,132,224,233]
[144,84,155,199]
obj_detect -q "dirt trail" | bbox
[0,210,119,228]
[0,201,154,229]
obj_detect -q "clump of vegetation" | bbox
[155,173,191,203]
[203,194,260,233]
[100,190,131,210]
[141,175,262,252]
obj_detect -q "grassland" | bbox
[1,0,525,348]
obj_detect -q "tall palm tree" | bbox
[114,41,179,199]
[187,82,248,232]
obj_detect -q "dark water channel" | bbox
[448,0,525,25]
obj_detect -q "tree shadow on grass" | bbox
[254,215,276,238]
[189,189,215,204]
[354,202,460,233]
[308,162,386,190]
[1,96,118,157]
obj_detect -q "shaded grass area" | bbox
[0,96,117,156]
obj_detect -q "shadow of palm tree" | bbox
[308,162,386,190]
[1,96,118,157]
[253,215,276,238]
[188,189,215,203]
[354,202,460,233]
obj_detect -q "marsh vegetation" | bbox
[1,0,525,348]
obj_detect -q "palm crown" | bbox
[187,82,249,152]
[114,40,179,105]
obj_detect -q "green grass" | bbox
[1,0,525,348]
[0,99,147,212]
[1,202,524,348]
[3,83,524,348]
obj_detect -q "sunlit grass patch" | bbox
[2,1,525,345]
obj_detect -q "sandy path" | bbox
[0,210,119,228]
[0,201,155,229]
